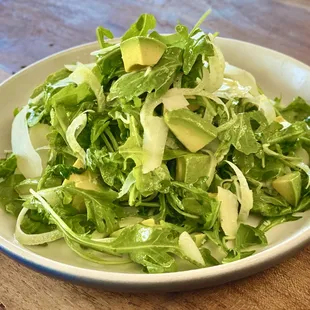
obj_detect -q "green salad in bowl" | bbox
[1,10,310,273]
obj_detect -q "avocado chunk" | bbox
[120,36,166,72]
[164,109,217,153]
[272,172,301,207]
[63,159,100,210]
[63,159,100,191]
[176,154,212,184]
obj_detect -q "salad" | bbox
[1,10,310,273]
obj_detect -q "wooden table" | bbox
[0,0,310,309]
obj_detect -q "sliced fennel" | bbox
[202,41,225,93]
[179,231,205,266]
[226,161,253,222]
[164,87,230,119]
[224,62,260,96]
[11,106,43,178]
[246,95,276,124]
[29,123,51,171]
[162,94,189,111]
[214,78,252,100]
[118,171,136,198]
[65,62,96,72]
[141,96,169,174]
[15,208,63,245]
[217,187,239,238]
[66,113,87,164]
[69,63,105,111]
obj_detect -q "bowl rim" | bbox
[0,37,309,290]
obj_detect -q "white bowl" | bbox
[0,38,309,292]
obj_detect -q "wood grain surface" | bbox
[0,0,310,309]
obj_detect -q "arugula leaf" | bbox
[257,215,301,232]
[200,248,220,266]
[235,224,267,250]
[50,83,95,108]
[122,14,156,41]
[247,157,285,182]
[279,97,310,123]
[0,174,25,216]
[133,164,171,196]
[294,192,310,212]
[63,186,119,235]
[130,248,177,273]
[108,47,183,101]
[20,209,55,234]
[108,224,179,253]
[262,121,309,145]
[222,249,255,263]
[65,237,130,265]
[86,149,124,188]
[149,23,188,48]
[0,154,17,178]
[90,117,110,146]
[118,116,143,166]
[96,26,114,48]
[252,192,292,217]
[30,68,71,99]
[219,112,263,155]
[183,29,214,75]
[232,151,254,174]
[95,45,125,88]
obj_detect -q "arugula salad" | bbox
[1,10,310,273]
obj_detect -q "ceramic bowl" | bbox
[0,38,309,292]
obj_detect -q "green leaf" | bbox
[257,215,301,232]
[20,209,55,234]
[149,23,188,48]
[108,224,179,253]
[86,149,123,188]
[130,248,177,273]
[235,224,267,250]
[183,29,214,75]
[96,26,114,49]
[279,97,310,123]
[95,45,125,87]
[30,68,71,99]
[108,47,183,101]
[65,237,130,265]
[122,14,156,41]
[118,116,143,166]
[252,192,292,217]
[50,83,95,108]
[90,117,110,145]
[219,112,263,155]
[0,174,25,216]
[294,192,310,212]
[247,157,285,182]
[133,164,171,196]
[222,249,255,263]
[63,186,119,235]
[200,247,220,266]
[262,121,309,145]
[232,151,254,174]
[0,154,17,178]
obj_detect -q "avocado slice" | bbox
[164,109,217,152]
[176,153,212,184]
[272,172,301,207]
[120,36,166,72]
